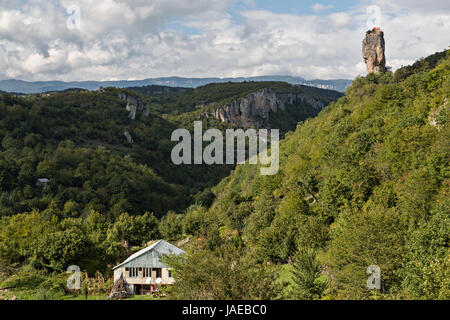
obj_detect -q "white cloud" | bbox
[328,12,352,27]
[368,0,450,14]
[312,3,334,12]
[0,0,448,81]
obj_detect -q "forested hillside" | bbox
[0,79,342,299]
[166,50,449,300]
[0,51,448,300]
[131,81,342,133]
[0,89,191,218]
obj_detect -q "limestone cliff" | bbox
[362,28,386,74]
[213,88,326,128]
[118,92,149,120]
[124,130,133,144]
[429,98,448,132]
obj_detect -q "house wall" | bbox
[112,240,183,291]
[114,267,174,286]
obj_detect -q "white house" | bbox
[112,240,185,295]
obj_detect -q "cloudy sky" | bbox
[0,0,449,81]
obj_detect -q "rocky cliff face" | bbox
[362,28,386,74]
[213,88,326,128]
[123,130,133,144]
[118,92,149,120]
[429,98,448,132]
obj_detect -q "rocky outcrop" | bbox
[118,92,149,120]
[429,98,448,131]
[362,28,386,74]
[213,88,326,128]
[124,130,133,144]
[214,88,280,128]
[177,237,191,247]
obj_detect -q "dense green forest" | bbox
[0,81,338,220]
[167,49,449,300]
[0,78,342,299]
[130,82,343,137]
[166,50,449,300]
[0,88,190,218]
[0,50,448,300]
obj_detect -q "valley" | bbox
[0,50,448,300]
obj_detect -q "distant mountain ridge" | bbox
[0,76,352,94]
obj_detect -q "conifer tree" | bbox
[291,248,326,300]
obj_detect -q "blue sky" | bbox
[174,0,358,33]
[0,0,449,81]
[236,0,355,15]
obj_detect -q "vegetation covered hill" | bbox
[0,81,337,221]
[0,89,190,219]
[0,77,352,94]
[0,50,447,300]
[166,50,450,300]
[0,79,342,299]
[131,81,342,121]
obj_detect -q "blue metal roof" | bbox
[112,240,185,270]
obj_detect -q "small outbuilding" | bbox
[36,178,49,187]
[111,240,185,296]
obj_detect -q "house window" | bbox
[129,267,138,278]
[143,268,152,278]
[155,268,162,278]
[168,270,172,278]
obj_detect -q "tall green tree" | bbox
[291,248,326,300]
